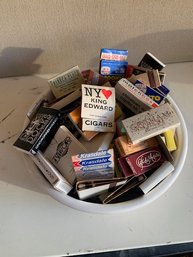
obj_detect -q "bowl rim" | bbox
[23,94,188,214]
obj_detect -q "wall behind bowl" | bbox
[0,0,193,77]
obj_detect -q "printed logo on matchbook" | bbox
[19,113,53,144]
[125,146,166,176]
[136,150,161,170]
[81,84,116,132]
[52,136,72,163]
[81,84,115,121]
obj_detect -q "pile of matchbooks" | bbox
[13,49,180,204]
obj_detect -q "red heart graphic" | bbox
[102,89,112,99]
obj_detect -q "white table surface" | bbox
[0,62,193,257]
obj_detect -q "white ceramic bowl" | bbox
[23,90,188,214]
